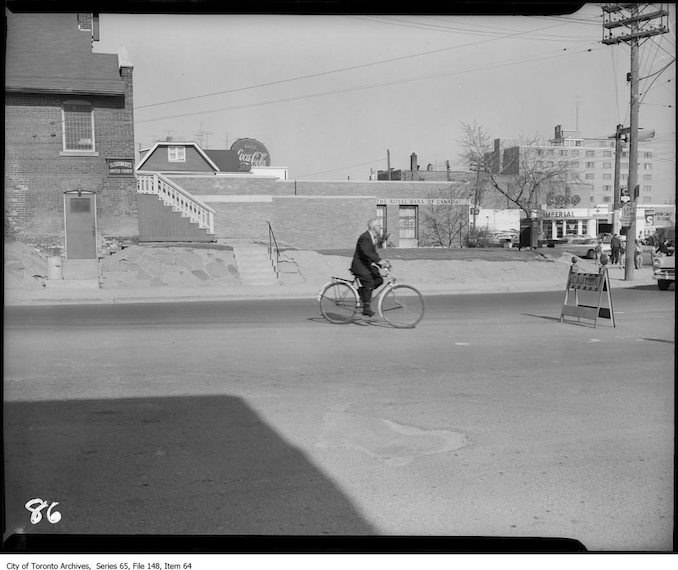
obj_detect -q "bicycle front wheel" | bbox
[379,284,425,328]
[318,281,359,324]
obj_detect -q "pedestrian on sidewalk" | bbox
[618,238,626,268]
[610,233,622,266]
[634,237,643,269]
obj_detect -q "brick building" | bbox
[4,10,138,258]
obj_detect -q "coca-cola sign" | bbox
[230,138,271,170]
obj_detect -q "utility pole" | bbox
[610,124,628,236]
[602,3,669,280]
[469,162,484,231]
[387,149,391,181]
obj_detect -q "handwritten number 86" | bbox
[25,498,62,524]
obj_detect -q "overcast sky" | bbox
[94,5,675,201]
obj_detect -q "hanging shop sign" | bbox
[230,138,271,170]
[106,158,135,176]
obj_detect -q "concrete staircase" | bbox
[233,245,278,286]
[46,259,100,289]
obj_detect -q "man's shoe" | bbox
[362,308,375,317]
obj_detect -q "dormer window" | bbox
[168,146,186,162]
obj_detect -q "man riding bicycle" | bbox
[351,217,388,317]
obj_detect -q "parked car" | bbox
[489,231,518,247]
[652,252,675,290]
[550,235,611,259]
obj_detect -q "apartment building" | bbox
[491,124,656,207]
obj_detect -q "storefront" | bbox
[376,197,469,248]
[538,206,610,239]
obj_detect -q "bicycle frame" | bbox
[328,266,395,308]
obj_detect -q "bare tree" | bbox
[459,121,579,216]
[418,189,468,248]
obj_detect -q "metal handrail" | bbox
[267,221,280,276]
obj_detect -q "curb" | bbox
[4,276,658,306]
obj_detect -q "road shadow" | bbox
[521,313,562,323]
[641,337,674,344]
[4,394,376,542]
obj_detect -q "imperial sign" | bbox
[230,138,271,170]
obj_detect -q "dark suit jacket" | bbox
[351,231,381,273]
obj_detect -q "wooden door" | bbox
[64,192,96,259]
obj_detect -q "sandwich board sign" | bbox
[560,261,615,328]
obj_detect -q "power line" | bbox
[356,15,596,42]
[137,45,602,124]
[134,20,577,112]
[296,157,384,179]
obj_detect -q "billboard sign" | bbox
[230,138,271,171]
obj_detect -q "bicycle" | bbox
[317,261,425,328]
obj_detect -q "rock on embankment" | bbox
[100,245,241,289]
[4,241,48,289]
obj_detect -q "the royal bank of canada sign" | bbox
[230,138,271,171]
[377,198,469,206]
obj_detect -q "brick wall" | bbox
[4,77,138,255]
[272,196,375,249]
[210,201,275,241]
[169,175,288,196]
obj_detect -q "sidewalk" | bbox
[4,263,657,306]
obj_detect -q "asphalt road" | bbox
[4,288,674,551]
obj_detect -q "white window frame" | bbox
[61,100,96,153]
[399,205,418,240]
[168,146,186,162]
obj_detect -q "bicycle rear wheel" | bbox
[318,281,359,324]
[379,284,425,328]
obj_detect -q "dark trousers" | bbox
[352,264,383,308]
[611,247,620,265]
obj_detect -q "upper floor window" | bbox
[603,151,612,158]
[571,149,580,156]
[585,173,595,180]
[603,162,612,169]
[643,174,652,181]
[602,196,611,203]
[586,150,595,157]
[586,162,595,168]
[168,146,186,162]
[644,163,652,170]
[643,152,653,158]
[559,149,568,156]
[575,141,582,147]
[62,101,95,152]
[622,151,628,158]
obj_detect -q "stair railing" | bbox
[137,171,215,234]
[267,221,280,276]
